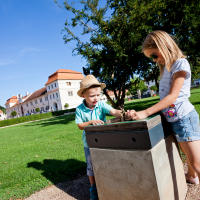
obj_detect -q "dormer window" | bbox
[54,83,56,87]
[51,85,53,89]
[48,86,50,90]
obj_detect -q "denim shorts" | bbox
[170,109,200,142]
[84,147,94,176]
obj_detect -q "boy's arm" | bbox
[110,109,131,120]
[78,119,104,130]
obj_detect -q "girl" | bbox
[130,30,200,184]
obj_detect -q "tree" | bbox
[129,77,148,95]
[57,0,200,108]
[150,85,157,92]
[0,105,6,114]
[11,111,17,117]
[126,91,131,96]
[35,108,40,113]
[64,103,69,109]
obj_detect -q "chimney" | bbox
[26,92,29,96]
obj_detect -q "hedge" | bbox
[0,108,76,128]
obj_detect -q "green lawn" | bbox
[0,87,199,199]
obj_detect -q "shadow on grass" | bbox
[25,114,76,127]
[27,158,89,199]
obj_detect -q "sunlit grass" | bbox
[0,88,199,199]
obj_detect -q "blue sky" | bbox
[0,0,104,107]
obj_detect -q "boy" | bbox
[75,75,131,200]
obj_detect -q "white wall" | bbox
[0,113,6,120]
[58,79,83,109]
[144,80,157,95]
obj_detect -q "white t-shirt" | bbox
[159,58,194,122]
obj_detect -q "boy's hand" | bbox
[130,110,149,120]
[90,119,104,125]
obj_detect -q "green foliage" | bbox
[129,77,148,95]
[64,103,69,109]
[0,105,6,114]
[0,108,76,128]
[126,91,131,96]
[11,111,17,117]
[150,85,157,91]
[58,0,200,108]
[35,108,40,112]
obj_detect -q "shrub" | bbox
[0,108,75,128]
[64,103,69,109]
[126,91,131,96]
[11,111,17,117]
[150,85,157,91]
[35,108,40,112]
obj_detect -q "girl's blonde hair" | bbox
[142,30,186,77]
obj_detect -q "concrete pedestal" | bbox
[90,134,187,200]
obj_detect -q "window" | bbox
[67,82,71,86]
[51,85,53,88]
[35,100,37,104]
[56,93,58,98]
[26,103,28,107]
[197,82,200,85]
[68,91,73,96]
[40,99,42,103]
[0,115,1,117]
[53,94,55,99]
[31,102,33,106]
[41,107,44,111]
[27,110,29,114]
[48,86,50,90]
[46,106,49,110]
[54,83,56,87]
[17,107,19,111]
[50,95,52,99]
[45,97,48,101]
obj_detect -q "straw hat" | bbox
[77,75,106,97]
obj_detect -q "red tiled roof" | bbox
[24,87,47,102]
[45,69,84,85]
[5,96,18,105]
[0,110,3,113]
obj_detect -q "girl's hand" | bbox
[131,110,149,120]
[90,119,104,125]
[127,110,136,120]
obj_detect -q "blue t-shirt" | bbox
[159,58,194,122]
[75,100,113,147]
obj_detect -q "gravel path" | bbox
[25,162,200,200]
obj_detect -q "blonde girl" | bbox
[130,30,200,184]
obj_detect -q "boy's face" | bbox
[82,87,101,109]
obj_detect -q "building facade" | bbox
[0,110,6,120]
[5,69,85,119]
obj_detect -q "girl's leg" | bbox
[179,142,197,178]
[179,140,200,179]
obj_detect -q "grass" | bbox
[0,88,199,199]
[0,114,86,200]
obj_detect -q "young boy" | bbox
[75,75,131,200]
